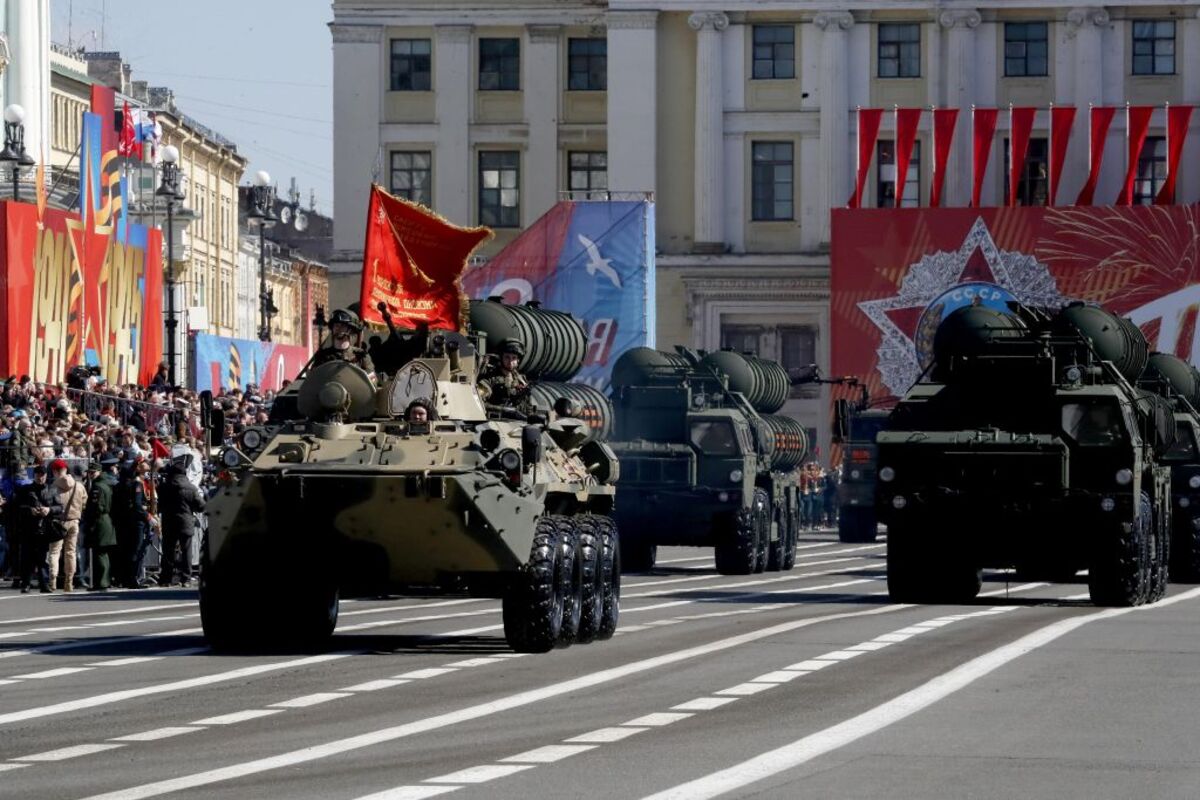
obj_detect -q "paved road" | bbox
[0,533,1198,799]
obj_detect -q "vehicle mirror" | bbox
[521,425,543,465]
[833,399,850,444]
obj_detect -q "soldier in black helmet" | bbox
[478,338,530,408]
[310,308,375,374]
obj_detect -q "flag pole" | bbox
[1048,101,1055,206]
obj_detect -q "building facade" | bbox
[332,1,1200,463]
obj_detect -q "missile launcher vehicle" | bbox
[876,301,1173,606]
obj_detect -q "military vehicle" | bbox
[876,301,1173,607]
[201,303,622,654]
[832,382,891,543]
[1139,352,1200,580]
[608,347,806,574]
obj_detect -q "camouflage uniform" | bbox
[479,340,530,408]
[311,309,375,374]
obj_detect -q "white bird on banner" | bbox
[578,234,622,289]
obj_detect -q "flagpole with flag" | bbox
[1048,101,1055,205]
[1007,103,1013,207]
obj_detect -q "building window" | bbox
[568,38,607,91]
[1134,136,1167,205]
[720,325,760,355]
[568,151,607,198]
[752,25,795,80]
[390,39,432,91]
[751,141,794,221]
[1004,22,1048,77]
[479,151,520,227]
[479,38,520,91]
[1003,137,1049,206]
[878,23,920,78]
[1132,20,1175,76]
[390,151,432,207]
[780,326,818,398]
[877,140,921,208]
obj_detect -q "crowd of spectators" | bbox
[0,364,279,593]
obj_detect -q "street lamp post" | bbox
[156,145,185,386]
[246,170,278,342]
[0,104,35,201]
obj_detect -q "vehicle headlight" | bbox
[891,495,907,509]
[879,466,896,482]
[1189,475,1200,490]
[1115,468,1133,486]
[718,491,730,502]
[1100,497,1115,512]
[221,448,241,468]
[240,429,262,450]
[1065,366,1082,383]
[850,469,861,480]
[498,449,521,472]
[729,469,743,482]
[1180,497,1191,509]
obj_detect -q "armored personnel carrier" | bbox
[608,347,806,574]
[876,302,1173,606]
[201,310,621,654]
[832,382,891,543]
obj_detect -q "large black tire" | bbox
[1090,494,1152,607]
[782,503,799,571]
[503,517,566,653]
[555,517,584,648]
[574,516,605,645]
[199,564,257,653]
[886,523,928,603]
[753,490,770,574]
[766,504,786,572]
[1149,499,1169,603]
[621,537,657,573]
[715,508,759,575]
[887,524,980,604]
[594,515,620,640]
[839,506,879,544]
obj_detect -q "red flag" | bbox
[360,184,493,332]
[1076,106,1116,205]
[1007,107,1037,207]
[930,108,958,208]
[971,108,999,208]
[893,108,922,207]
[1155,105,1193,205]
[151,438,171,460]
[1118,105,1155,205]
[849,109,884,208]
[117,101,140,158]
[1048,105,1076,206]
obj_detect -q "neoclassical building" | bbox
[331,1,1200,462]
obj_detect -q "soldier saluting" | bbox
[310,308,375,373]
[478,339,530,407]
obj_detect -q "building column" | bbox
[434,25,473,225]
[1182,10,1200,204]
[606,11,658,196]
[689,11,728,252]
[939,9,980,208]
[1066,8,1110,203]
[815,11,853,246]
[525,25,561,222]
[5,0,50,162]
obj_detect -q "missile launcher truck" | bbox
[200,300,622,654]
[876,301,1174,607]
[607,347,807,575]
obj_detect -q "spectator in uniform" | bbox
[84,458,119,591]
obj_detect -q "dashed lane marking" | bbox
[624,712,694,727]
[355,786,461,800]
[672,697,738,711]
[500,744,597,763]
[192,709,284,725]
[269,693,351,709]
[14,743,124,762]
[109,727,202,742]
[426,764,535,784]
[565,726,648,744]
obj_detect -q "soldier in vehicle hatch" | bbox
[310,309,375,374]
[478,339,530,408]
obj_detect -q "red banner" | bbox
[930,109,958,209]
[0,201,163,385]
[850,109,884,209]
[1008,107,1037,207]
[894,108,922,207]
[1156,105,1194,205]
[1076,106,1116,206]
[1048,105,1076,206]
[971,108,999,207]
[1118,106,1155,205]
[359,184,492,331]
[832,206,1200,403]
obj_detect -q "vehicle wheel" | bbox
[503,517,565,653]
[621,537,657,573]
[715,507,758,575]
[555,517,584,648]
[199,537,260,653]
[838,506,879,544]
[886,522,930,603]
[767,505,785,571]
[594,515,620,640]
[1090,493,1152,607]
[782,504,799,571]
[287,584,339,649]
[574,517,605,645]
[1149,500,1168,603]
[938,556,983,604]
[753,490,770,574]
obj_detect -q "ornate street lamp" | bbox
[246,169,278,342]
[1,104,35,202]
[156,144,185,386]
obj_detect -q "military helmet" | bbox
[329,308,363,332]
[499,338,525,358]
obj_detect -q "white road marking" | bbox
[0,627,203,662]
[110,727,202,742]
[15,743,124,762]
[425,764,534,783]
[979,581,1047,597]
[565,726,649,744]
[0,763,30,772]
[500,744,597,763]
[873,633,913,643]
[394,668,459,680]
[339,679,411,692]
[715,683,774,697]
[641,587,1200,800]
[672,697,738,711]
[750,671,804,684]
[0,603,194,627]
[818,650,864,661]
[624,712,694,727]
[269,693,351,709]
[444,658,503,668]
[846,642,891,652]
[12,667,92,679]
[784,659,835,671]
[356,786,461,800]
[192,709,284,725]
